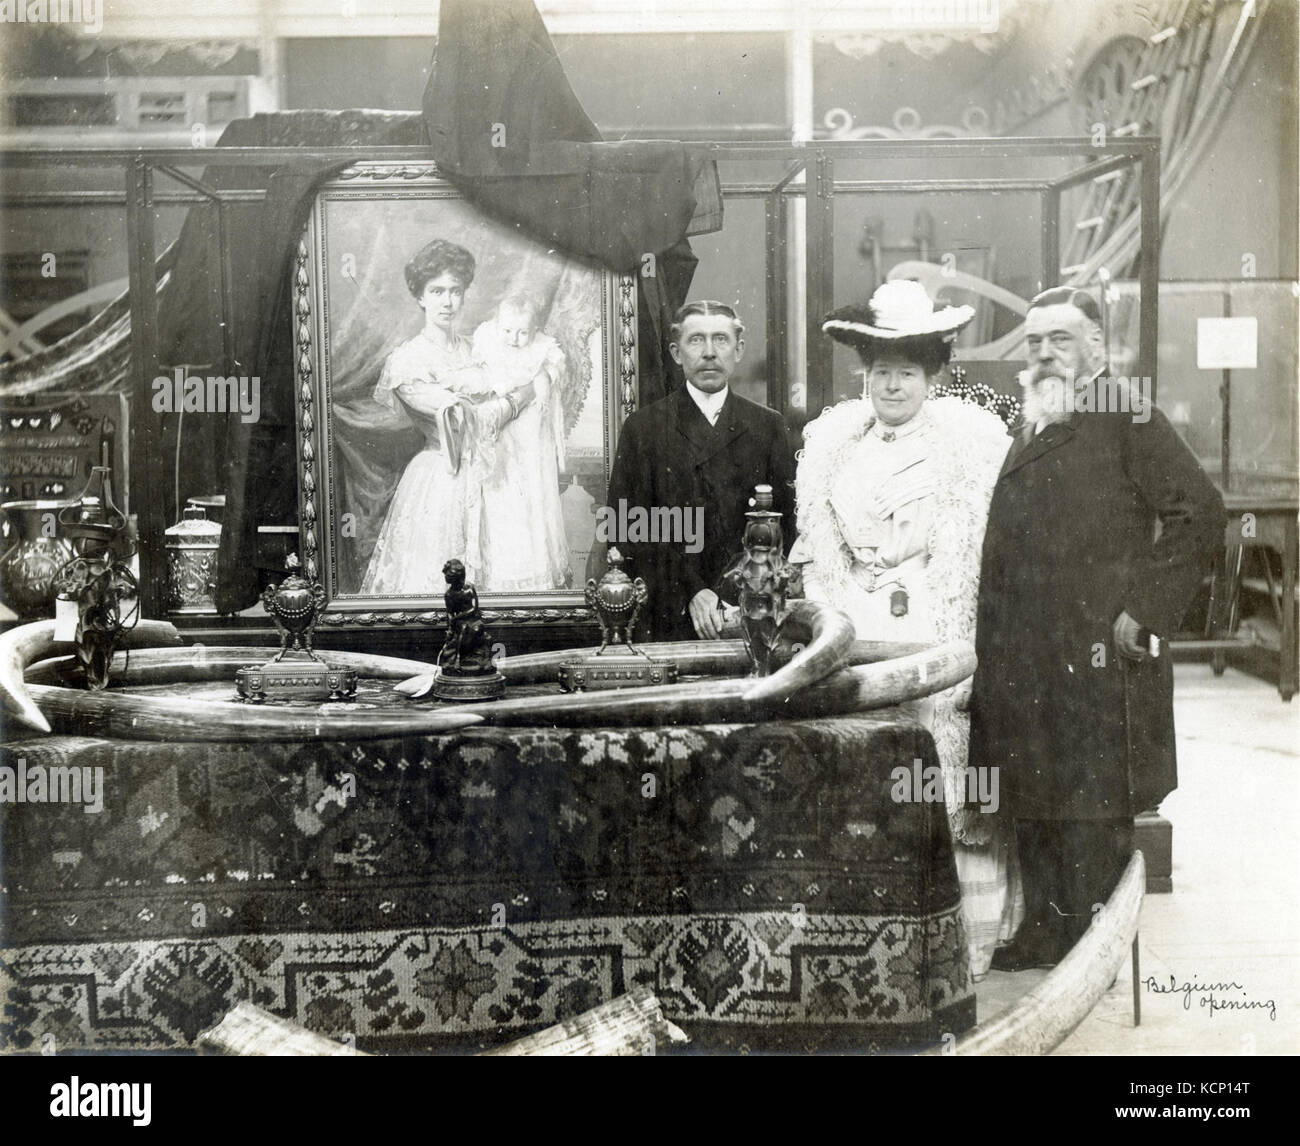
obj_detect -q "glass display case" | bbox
[0,135,1164,640]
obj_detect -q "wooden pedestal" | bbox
[1135,810,1172,894]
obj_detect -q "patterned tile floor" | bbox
[975,663,1300,1056]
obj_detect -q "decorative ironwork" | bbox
[824,105,991,140]
[89,40,255,72]
[988,62,1073,134]
[825,28,1011,62]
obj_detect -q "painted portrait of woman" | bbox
[358,240,538,594]
[325,193,608,600]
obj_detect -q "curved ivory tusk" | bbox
[5,620,970,740]
[6,632,473,743]
[495,615,917,694]
[793,640,975,714]
[23,647,440,688]
[497,640,753,684]
[22,683,485,743]
[741,599,858,704]
[918,850,1145,1057]
[1,619,183,735]
[437,639,975,727]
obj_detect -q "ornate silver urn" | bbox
[558,547,677,692]
[236,554,356,703]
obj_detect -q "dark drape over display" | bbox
[423,0,722,433]
[158,112,426,614]
[157,0,721,613]
[423,0,722,270]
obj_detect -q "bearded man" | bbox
[969,286,1225,970]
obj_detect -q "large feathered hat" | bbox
[822,279,974,346]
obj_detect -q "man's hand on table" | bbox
[689,588,726,640]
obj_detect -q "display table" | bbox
[1219,490,1298,701]
[1176,481,1298,701]
[0,678,974,1054]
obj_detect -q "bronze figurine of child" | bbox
[432,558,506,701]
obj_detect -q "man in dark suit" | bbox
[970,287,1225,970]
[602,300,796,641]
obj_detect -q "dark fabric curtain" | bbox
[423,0,721,404]
[157,112,428,614]
[424,0,722,265]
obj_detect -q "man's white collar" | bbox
[685,380,729,424]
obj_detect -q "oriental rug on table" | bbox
[0,714,974,1054]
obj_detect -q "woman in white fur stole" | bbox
[790,280,1023,979]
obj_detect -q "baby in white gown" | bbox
[469,296,572,591]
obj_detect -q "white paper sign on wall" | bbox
[1197,316,1258,370]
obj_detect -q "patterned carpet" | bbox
[1,713,974,1053]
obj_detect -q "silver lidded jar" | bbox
[164,504,221,613]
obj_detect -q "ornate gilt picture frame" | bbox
[291,162,637,628]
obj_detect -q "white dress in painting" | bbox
[359,332,509,595]
[470,324,572,591]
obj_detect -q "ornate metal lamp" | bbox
[50,464,138,691]
[720,485,794,677]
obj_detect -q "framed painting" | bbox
[290,162,636,627]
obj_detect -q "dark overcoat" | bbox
[604,386,796,640]
[968,407,1225,820]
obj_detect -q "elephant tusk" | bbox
[431,638,974,727]
[742,599,858,703]
[21,684,485,743]
[0,619,183,734]
[23,646,440,688]
[494,640,753,684]
[799,640,976,714]
[4,618,971,739]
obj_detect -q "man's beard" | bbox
[1020,361,1084,430]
